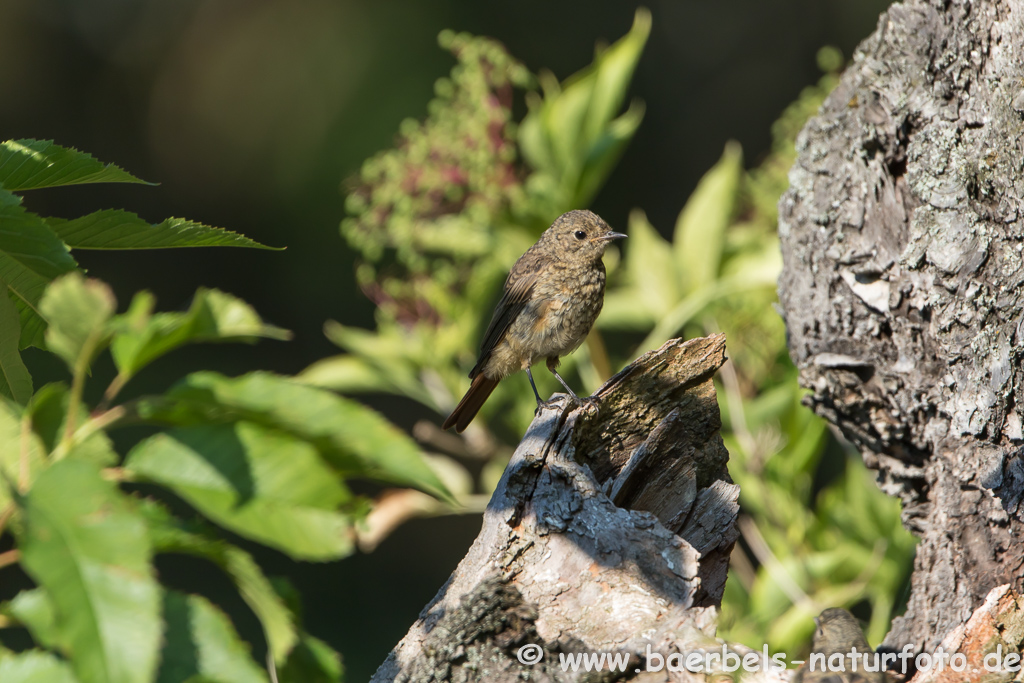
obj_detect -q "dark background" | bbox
[0,0,889,679]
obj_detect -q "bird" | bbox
[794,608,887,683]
[442,210,625,432]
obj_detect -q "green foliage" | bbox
[323,23,916,659]
[0,139,278,356]
[0,142,451,681]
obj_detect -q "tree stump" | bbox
[371,335,778,682]
[777,0,1024,655]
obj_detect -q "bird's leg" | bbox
[546,357,600,415]
[545,357,581,401]
[525,367,544,406]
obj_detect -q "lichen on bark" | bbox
[778,0,1024,654]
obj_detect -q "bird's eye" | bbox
[574,230,586,240]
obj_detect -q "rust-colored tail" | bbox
[442,374,499,432]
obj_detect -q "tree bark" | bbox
[372,335,783,682]
[777,0,1024,657]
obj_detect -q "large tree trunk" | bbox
[777,0,1024,657]
[372,335,785,683]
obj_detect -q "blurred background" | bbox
[1,0,897,679]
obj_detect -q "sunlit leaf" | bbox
[157,591,269,683]
[0,139,148,191]
[674,141,743,290]
[19,459,161,683]
[519,8,650,210]
[110,289,290,383]
[126,422,356,561]
[24,383,117,467]
[47,210,278,250]
[0,399,47,510]
[0,291,31,402]
[5,589,61,651]
[0,649,79,683]
[573,100,645,207]
[141,500,298,662]
[39,274,115,373]
[624,208,678,315]
[139,371,452,501]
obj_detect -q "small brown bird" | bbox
[795,608,887,683]
[442,210,625,432]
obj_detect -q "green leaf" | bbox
[39,274,115,373]
[0,649,80,683]
[18,459,161,683]
[0,249,51,348]
[139,371,452,501]
[47,210,278,250]
[141,500,298,662]
[126,422,356,561]
[0,139,148,191]
[0,290,31,402]
[278,634,343,683]
[623,208,679,316]
[25,383,117,467]
[5,589,62,651]
[674,141,743,290]
[157,591,268,683]
[519,8,650,210]
[0,188,78,279]
[573,99,645,207]
[0,399,47,510]
[110,289,290,384]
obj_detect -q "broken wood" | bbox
[371,334,771,682]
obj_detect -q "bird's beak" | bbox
[600,232,627,241]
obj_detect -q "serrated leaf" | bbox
[126,422,356,561]
[139,371,452,501]
[0,139,148,191]
[158,591,268,683]
[0,291,31,403]
[674,141,743,290]
[39,274,115,373]
[18,459,161,683]
[110,289,290,383]
[47,210,278,250]
[0,649,80,683]
[0,188,79,279]
[141,500,298,662]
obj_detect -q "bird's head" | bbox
[541,209,626,263]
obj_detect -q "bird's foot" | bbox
[573,394,601,417]
[534,393,600,418]
[534,395,567,417]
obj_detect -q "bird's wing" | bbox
[470,266,538,377]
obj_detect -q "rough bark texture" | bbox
[911,584,1024,683]
[372,335,783,683]
[777,0,1024,655]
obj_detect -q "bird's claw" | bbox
[533,394,600,418]
[573,395,601,417]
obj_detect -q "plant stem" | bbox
[0,549,20,571]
